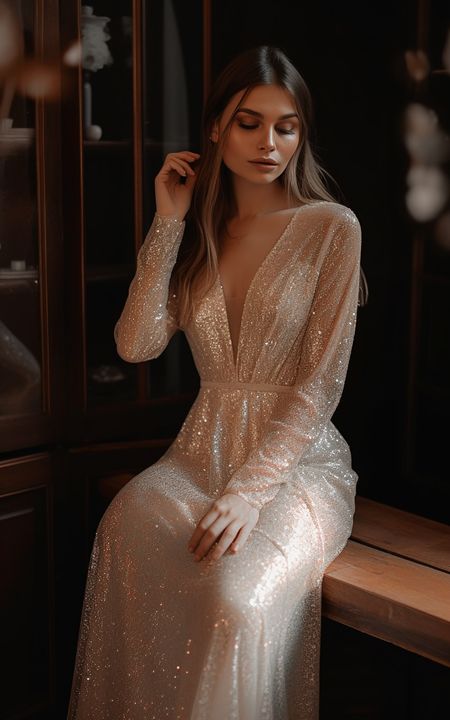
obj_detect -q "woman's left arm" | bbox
[223,209,362,511]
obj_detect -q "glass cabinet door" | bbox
[81,0,202,409]
[0,2,40,418]
[80,1,138,407]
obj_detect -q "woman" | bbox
[68,45,366,719]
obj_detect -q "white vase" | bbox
[83,73,102,140]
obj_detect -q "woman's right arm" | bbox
[114,213,186,362]
[114,151,199,363]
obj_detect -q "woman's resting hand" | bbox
[187,493,259,563]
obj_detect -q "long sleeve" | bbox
[224,210,362,511]
[114,213,185,363]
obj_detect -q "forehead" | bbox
[221,84,297,124]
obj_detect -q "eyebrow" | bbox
[235,107,299,120]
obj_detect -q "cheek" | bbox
[222,131,249,166]
[280,137,300,163]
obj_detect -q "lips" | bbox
[249,158,279,166]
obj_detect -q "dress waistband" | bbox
[200,379,294,394]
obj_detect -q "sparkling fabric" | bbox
[67,201,362,719]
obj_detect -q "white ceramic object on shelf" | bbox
[10,260,26,271]
[80,6,113,140]
[83,79,102,140]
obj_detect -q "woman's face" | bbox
[213,84,301,185]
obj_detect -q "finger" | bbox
[183,171,198,189]
[155,158,192,182]
[207,521,242,562]
[158,158,191,179]
[169,158,196,176]
[229,523,252,554]
[166,151,200,160]
[164,153,199,170]
[188,508,220,552]
[193,515,231,561]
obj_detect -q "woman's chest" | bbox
[185,256,319,377]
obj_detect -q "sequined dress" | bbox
[67,200,362,719]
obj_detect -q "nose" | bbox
[258,126,275,151]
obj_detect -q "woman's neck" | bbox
[231,176,291,220]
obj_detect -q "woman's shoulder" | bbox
[297,200,360,228]
[293,201,361,263]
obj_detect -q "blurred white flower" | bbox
[16,60,59,99]
[406,165,449,221]
[63,40,83,67]
[81,6,113,72]
[404,103,450,164]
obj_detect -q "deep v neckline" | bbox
[216,203,311,371]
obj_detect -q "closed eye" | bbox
[238,122,258,130]
[238,122,296,135]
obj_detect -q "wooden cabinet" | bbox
[1,0,206,452]
[0,453,55,718]
[0,0,64,452]
[59,0,204,444]
[1,1,209,717]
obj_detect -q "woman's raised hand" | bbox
[154,151,200,221]
[187,493,260,563]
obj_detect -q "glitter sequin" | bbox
[67,201,362,719]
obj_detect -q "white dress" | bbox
[67,200,362,719]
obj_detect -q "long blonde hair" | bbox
[170,46,368,328]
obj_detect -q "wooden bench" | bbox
[97,474,450,667]
[322,496,450,667]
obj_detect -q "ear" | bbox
[209,121,219,143]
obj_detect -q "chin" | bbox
[233,168,284,185]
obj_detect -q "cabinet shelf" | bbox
[0,275,39,291]
[0,129,35,155]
